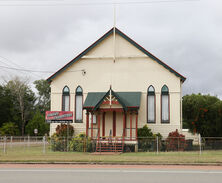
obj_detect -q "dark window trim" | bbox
[75,86,83,123]
[147,85,156,123]
[161,85,170,123]
[62,86,70,111]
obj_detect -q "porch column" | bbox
[113,111,116,137]
[97,112,101,140]
[123,112,126,137]
[130,112,133,140]
[102,112,106,137]
[136,112,138,139]
[86,112,89,137]
[91,112,93,139]
[125,113,127,137]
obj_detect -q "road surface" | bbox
[0,164,222,183]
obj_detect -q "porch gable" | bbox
[83,90,141,111]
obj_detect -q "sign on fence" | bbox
[45,111,73,123]
[34,129,38,135]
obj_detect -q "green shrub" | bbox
[124,144,135,152]
[50,134,68,151]
[0,122,19,136]
[50,124,74,151]
[137,125,153,138]
[137,125,163,152]
[69,133,92,152]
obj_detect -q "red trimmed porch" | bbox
[86,109,138,141]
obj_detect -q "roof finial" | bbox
[110,85,112,106]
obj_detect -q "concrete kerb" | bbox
[0,162,222,166]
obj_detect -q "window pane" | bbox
[161,85,169,93]
[63,86,69,93]
[76,86,82,93]
[148,86,154,92]
[162,95,169,121]
[93,115,96,124]
[89,113,97,124]
[64,95,70,111]
[148,95,155,122]
[75,95,83,121]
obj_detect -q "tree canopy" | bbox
[25,110,49,136]
[183,94,222,137]
[34,79,50,114]
[0,77,50,136]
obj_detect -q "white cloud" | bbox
[0,0,222,96]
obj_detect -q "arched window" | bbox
[161,85,169,123]
[75,86,83,122]
[147,85,155,123]
[62,86,70,111]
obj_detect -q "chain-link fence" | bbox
[0,136,47,154]
[1,135,222,155]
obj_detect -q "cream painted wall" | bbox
[49,33,183,138]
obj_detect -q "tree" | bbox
[6,77,36,135]
[0,85,14,127]
[183,94,222,136]
[0,122,19,136]
[34,79,50,114]
[25,110,49,136]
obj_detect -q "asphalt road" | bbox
[0,165,222,183]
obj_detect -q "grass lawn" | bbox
[0,146,222,164]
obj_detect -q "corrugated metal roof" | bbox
[83,92,106,108]
[115,92,141,107]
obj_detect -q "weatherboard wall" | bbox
[49,32,182,137]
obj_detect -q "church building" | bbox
[47,27,186,142]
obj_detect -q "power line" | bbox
[0,55,42,78]
[0,65,53,73]
[0,0,200,6]
[0,65,84,73]
[0,0,62,1]
[0,59,25,76]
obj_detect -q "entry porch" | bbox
[83,89,141,152]
[85,109,139,141]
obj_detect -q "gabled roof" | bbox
[94,90,127,111]
[83,92,106,109]
[47,27,186,82]
[83,90,141,111]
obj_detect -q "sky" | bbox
[0,0,221,97]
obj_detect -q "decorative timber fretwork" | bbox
[102,95,119,105]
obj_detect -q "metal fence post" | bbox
[178,137,179,151]
[50,137,52,152]
[3,136,6,154]
[156,136,159,155]
[199,134,202,155]
[43,136,46,154]
[28,135,30,148]
[10,136,13,149]
[66,122,70,152]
